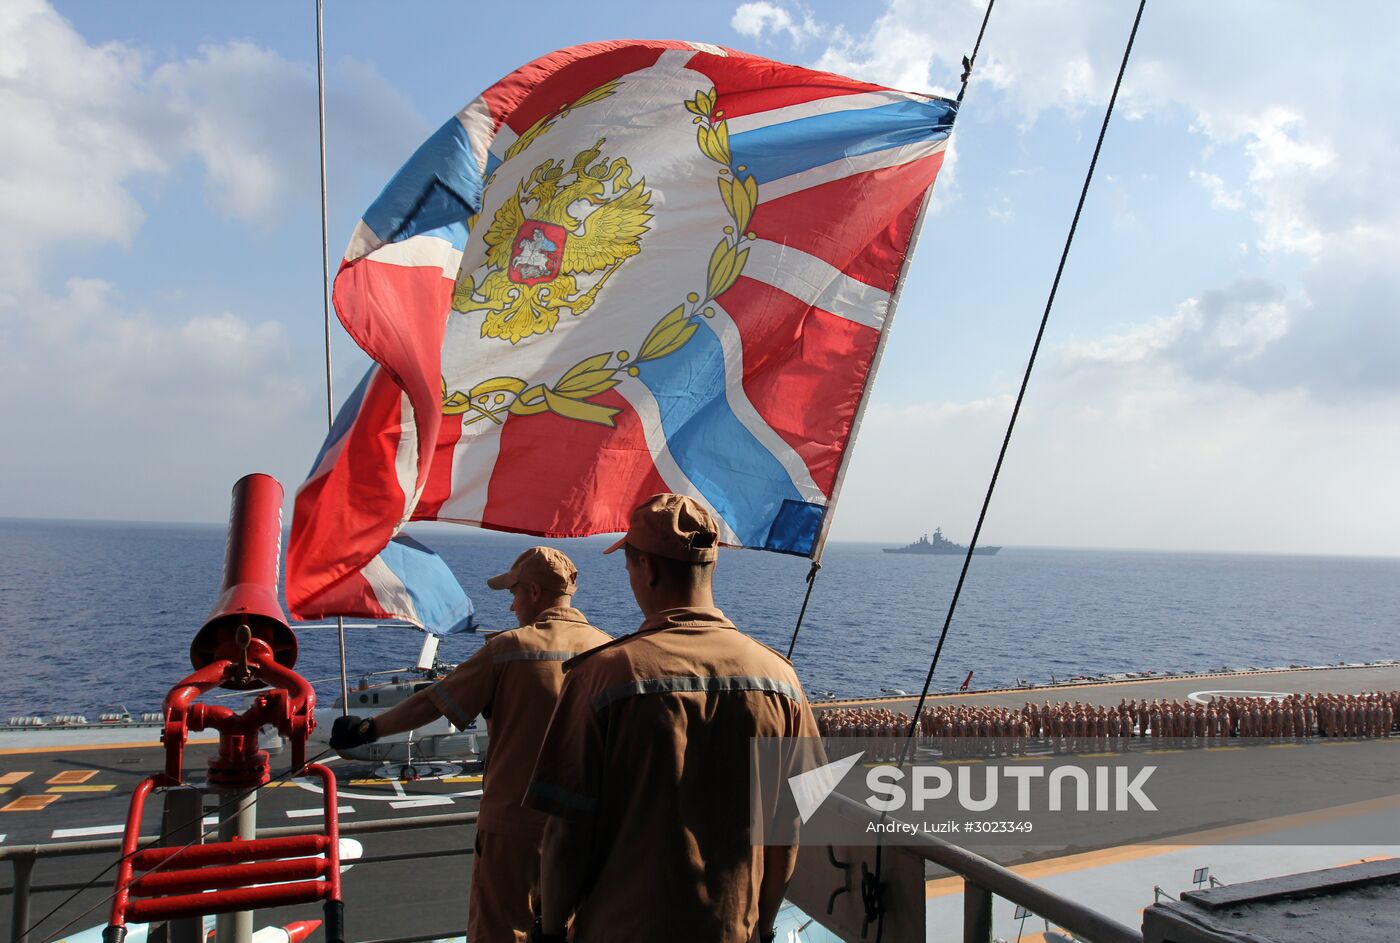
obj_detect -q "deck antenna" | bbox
[313,0,351,716]
[783,0,999,665]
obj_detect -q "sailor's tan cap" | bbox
[486,546,578,594]
[603,493,720,563]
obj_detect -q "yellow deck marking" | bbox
[1,795,61,812]
[442,775,484,783]
[926,793,1400,898]
[1205,746,1245,752]
[0,772,32,785]
[47,784,117,793]
[1143,749,1184,754]
[47,770,98,785]
[1266,743,1302,749]
[937,758,985,765]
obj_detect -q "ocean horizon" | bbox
[2,517,1397,718]
[4,514,1397,561]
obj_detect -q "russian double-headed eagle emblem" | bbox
[444,83,753,429]
[452,138,654,344]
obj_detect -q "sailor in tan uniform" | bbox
[330,547,611,943]
[526,494,819,943]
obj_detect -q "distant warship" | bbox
[882,526,1001,555]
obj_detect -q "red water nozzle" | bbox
[190,473,297,688]
[108,474,341,943]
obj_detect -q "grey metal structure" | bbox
[787,792,1143,943]
[1,814,479,943]
[1143,858,1400,942]
[3,799,1153,943]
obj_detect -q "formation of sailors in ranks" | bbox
[817,690,1398,757]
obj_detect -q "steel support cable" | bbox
[874,2,1148,939]
[783,561,823,660]
[312,0,352,719]
[899,0,1147,759]
[24,750,336,943]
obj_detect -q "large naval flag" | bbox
[287,40,956,618]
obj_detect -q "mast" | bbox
[313,0,351,716]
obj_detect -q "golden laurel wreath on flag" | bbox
[443,84,758,428]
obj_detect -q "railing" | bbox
[907,822,1142,943]
[7,797,1142,943]
[790,793,1143,943]
[0,813,478,943]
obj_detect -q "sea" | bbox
[1,517,1397,718]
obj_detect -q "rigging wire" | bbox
[784,0,997,667]
[898,0,1148,760]
[25,749,336,943]
[956,0,997,104]
[870,2,1148,939]
[313,0,352,718]
[783,561,822,660]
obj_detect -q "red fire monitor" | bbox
[103,474,343,943]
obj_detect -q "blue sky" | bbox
[3,0,1397,555]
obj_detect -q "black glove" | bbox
[329,715,378,750]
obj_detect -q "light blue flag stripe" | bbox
[379,536,476,635]
[728,99,955,185]
[361,117,482,249]
[634,320,820,553]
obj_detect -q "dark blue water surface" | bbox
[1,518,1396,717]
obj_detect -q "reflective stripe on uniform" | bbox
[428,680,475,728]
[492,650,580,664]
[591,675,804,713]
[526,779,598,813]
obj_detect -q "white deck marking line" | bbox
[52,824,125,839]
[0,834,6,844]
[285,805,355,819]
[389,797,455,809]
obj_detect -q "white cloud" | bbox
[0,1,423,521]
[1,278,306,411]
[0,277,321,521]
[1189,169,1243,211]
[1238,108,1336,256]
[1060,280,1292,379]
[152,42,425,225]
[0,0,166,288]
[832,368,1400,556]
[0,0,426,266]
[767,0,1400,399]
[731,2,823,45]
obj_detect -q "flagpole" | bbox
[313,0,351,717]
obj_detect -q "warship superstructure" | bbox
[883,526,1001,555]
